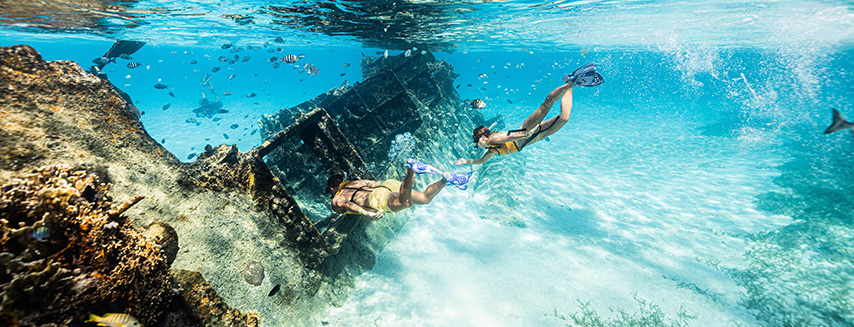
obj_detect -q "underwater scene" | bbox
[1,0,853,326]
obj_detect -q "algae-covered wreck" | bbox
[0,44,493,326]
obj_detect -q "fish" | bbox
[383,49,388,59]
[507,99,513,104]
[190,59,198,64]
[213,117,222,122]
[479,73,488,78]
[228,58,236,64]
[230,124,239,129]
[272,62,281,69]
[456,84,460,89]
[404,49,412,57]
[154,83,168,89]
[470,99,486,109]
[222,43,233,49]
[250,129,257,135]
[228,74,236,80]
[168,91,175,98]
[308,66,320,75]
[342,63,351,67]
[30,226,49,242]
[223,133,230,139]
[86,313,141,327]
[212,67,221,73]
[268,56,279,63]
[187,153,197,160]
[185,118,200,125]
[119,54,132,60]
[92,57,116,66]
[467,84,472,87]
[242,56,251,62]
[273,36,284,43]
[421,50,427,55]
[340,73,346,76]
[824,108,854,136]
[170,51,178,55]
[126,62,140,69]
[218,56,228,62]
[282,54,299,64]
[246,93,257,98]
[268,284,281,296]
[223,91,233,96]
[162,104,171,110]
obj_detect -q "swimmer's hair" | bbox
[326,172,345,194]
[473,125,490,143]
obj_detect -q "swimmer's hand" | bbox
[454,158,469,165]
[360,209,383,219]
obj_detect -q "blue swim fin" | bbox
[406,159,444,175]
[443,171,473,190]
[564,63,604,87]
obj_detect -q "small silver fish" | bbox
[223,91,233,95]
[126,62,140,69]
[241,56,251,62]
[30,226,49,242]
[420,50,427,55]
[404,49,412,57]
[217,56,228,62]
[228,74,236,80]
[342,63,351,67]
[86,313,140,327]
[383,49,388,59]
[308,66,320,76]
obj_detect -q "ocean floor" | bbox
[323,111,792,326]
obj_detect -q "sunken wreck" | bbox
[0,44,523,326]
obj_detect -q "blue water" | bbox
[3,1,854,326]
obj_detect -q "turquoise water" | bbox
[3,0,854,326]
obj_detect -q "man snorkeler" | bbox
[455,63,603,166]
[327,160,470,219]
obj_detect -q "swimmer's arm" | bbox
[343,201,382,218]
[455,151,495,165]
[361,180,383,187]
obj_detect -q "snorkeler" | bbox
[327,160,471,219]
[454,63,603,166]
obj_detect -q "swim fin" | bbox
[564,63,604,87]
[406,159,443,175]
[443,171,472,190]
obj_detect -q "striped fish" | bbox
[126,62,140,69]
[30,226,49,242]
[470,99,486,110]
[281,54,299,64]
[86,313,141,327]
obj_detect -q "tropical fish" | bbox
[217,56,228,62]
[420,50,427,55]
[30,226,49,242]
[273,36,284,44]
[212,67,221,73]
[246,93,257,98]
[119,54,132,60]
[228,58,236,64]
[507,99,513,104]
[470,99,486,110]
[162,104,171,110]
[342,63,351,67]
[404,49,412,57]
[126,62,140,69]
[168,91,175,98]
[190,59,198,64]
[272,62,281,69]
[308,66,320,75]
[268,56,279,63]
[228,74,236,80]
[223,133,230,139]
[154,83,168,89]
[230,123,239,129]
[221,43,233,49]
[187,153,197,160]
[383,49,388,59]
[340,73,346,76]
[86,313,140,327]
[242,56,251,62]
[223,91,234,96]
[281,54,299,64]
[824,108,854,136]
[92,57,116,66]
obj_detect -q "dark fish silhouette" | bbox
[246,93,257,98]
[223,133,230,139]
[221,43,233,49]
[273,37,284,44]
[126,62,140,69]
[92,57,115,66]
[119,54,132,60]
[230,124,239,129]
[228,74,236,80]
[168,91,175,98]
[162,103,171,110]
[154,83,168,89]
[268,284,281,296]
[190,59,198,64]
[824,108,854,136]
[242,56,251,62]
[218,56,228,62]
[187,152,197,160]
[212,67,221,73]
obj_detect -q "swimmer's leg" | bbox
[520,83,573,132]
[411,178,448,205]
[387,168,415,211]
[522,86,574,146]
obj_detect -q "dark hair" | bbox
[326,173,345,194]
[473,125,490,143]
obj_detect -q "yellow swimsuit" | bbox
[486,133,520,155]
[335,180,402,214]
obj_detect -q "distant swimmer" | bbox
[455,63,603,166]
[824,108,854,136]
[327,160,470,219]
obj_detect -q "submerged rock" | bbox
[242,260,265,286]
[144,221,180,266]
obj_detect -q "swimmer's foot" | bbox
[406,159,444,175]
[443,171,472,190]
[564,63,604,87]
